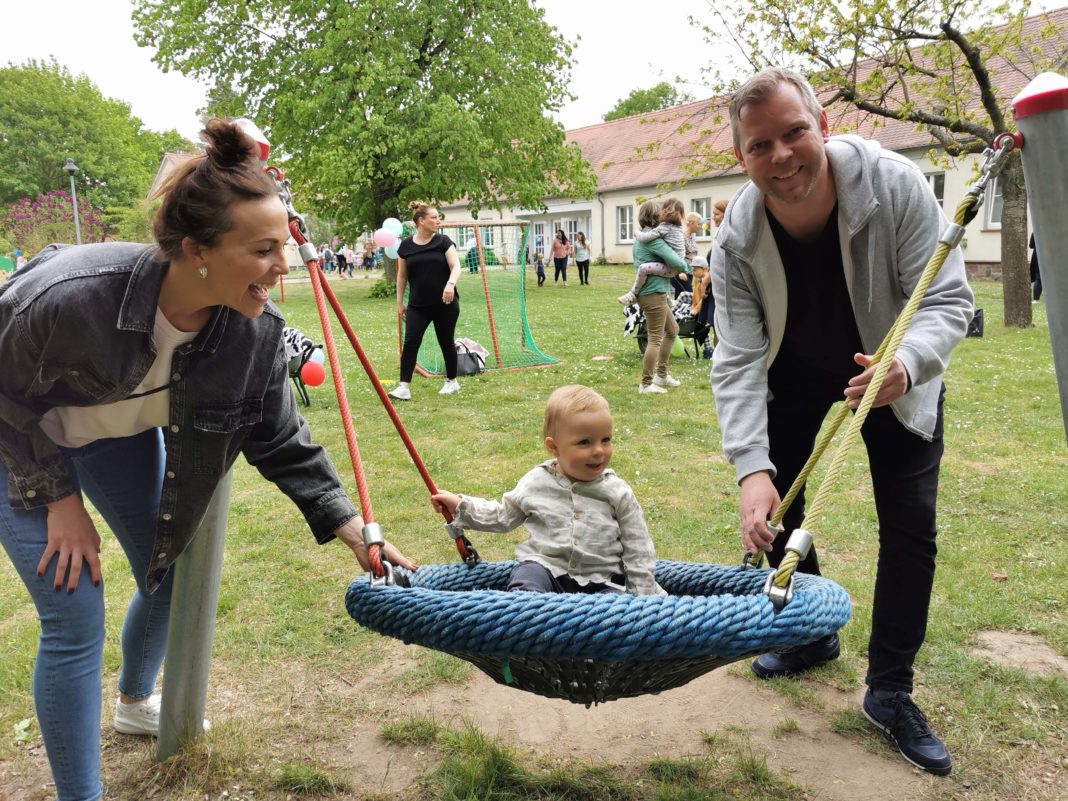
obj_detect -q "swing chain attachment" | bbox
[362,522,403,588]
[762,528,813,611]
[968,134,1018,207]
[445,521,482,567]
[265,167,319,262]
[742,521,783,570]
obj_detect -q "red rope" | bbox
[288,219,383,577]
[284,216,474,565]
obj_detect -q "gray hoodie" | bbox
[710,135,974,483]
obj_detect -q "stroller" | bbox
[283,326,322,406]
[623,292,712,362]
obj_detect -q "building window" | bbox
[985,176,1003,229]
[617,206,634,242]
[691,197,711,220]
[925,172,945,208]
[533,222,545,255]
[479,226,495,248]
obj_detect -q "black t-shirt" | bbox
[397,234,457,307]
[766,205,864,403]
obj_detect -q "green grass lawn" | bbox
[1,267,1065,799]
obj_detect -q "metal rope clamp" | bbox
[762,528,814,611]
[362,522,395,587]
[445,520,481,567]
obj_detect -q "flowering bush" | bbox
[1,191,105,255]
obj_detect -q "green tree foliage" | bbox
[603,82,695,121]
[132,0,597,245]
[692,1,1068,327]
[0,60,196,214]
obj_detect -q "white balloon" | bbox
[383,217,404,237]
[310,349,326,365]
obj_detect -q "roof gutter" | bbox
[597,192,605,260]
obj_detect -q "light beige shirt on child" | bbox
[453,460,664,595]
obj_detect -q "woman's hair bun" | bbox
[201,118,258,170]
[408,199,428,212]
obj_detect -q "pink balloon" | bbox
[373,228,397,248]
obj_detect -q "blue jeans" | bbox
[0,428,171,801]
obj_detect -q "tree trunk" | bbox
[999,157,1031,327]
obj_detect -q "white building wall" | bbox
[440,150,1005,266]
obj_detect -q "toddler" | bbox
[618,197,692,305]
[534,251,546,287]
[432,385,664,595]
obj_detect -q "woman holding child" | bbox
[626,199,691,394]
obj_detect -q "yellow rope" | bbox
[766,195,975,588]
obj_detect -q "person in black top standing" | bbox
[390,201,463,400]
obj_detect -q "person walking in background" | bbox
[574,232,592,285]
[710,68,973,775]
[630,200,690,394]
[534,251,546,287]
[335,244,348,277]
[0,119,416,801]
[551,229,570,286]
[390,201,463,401]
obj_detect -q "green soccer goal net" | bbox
[407,221,557,375]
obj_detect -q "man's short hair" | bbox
[544,385,610,439]
[729,67,824,154]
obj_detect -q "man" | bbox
[710,68,973,775]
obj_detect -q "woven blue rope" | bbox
[345,560,851,663]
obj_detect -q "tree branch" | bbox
[940,20,1007,133]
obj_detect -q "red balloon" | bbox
[300,360,326,387]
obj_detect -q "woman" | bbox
[0,120,415,801]
[632,199,689,394]
[574,232,591,285]
[390,201,463,400]
[550,229,570,286]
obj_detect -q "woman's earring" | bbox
[198,266,208,279]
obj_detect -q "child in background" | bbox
[534,251,546,287]
[431,385,664,595]
[617,197,689,305]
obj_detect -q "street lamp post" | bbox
[64,158,82,245]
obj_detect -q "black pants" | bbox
[553,257,568,282]
[507,561,624,594]
[537,270,545,287]
[399,301,460,382]
[765,390,944,693]
[576,260,590,284]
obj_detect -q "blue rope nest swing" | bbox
[346,558,851,706]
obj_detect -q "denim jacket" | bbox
[0,242,357,592]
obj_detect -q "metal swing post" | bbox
[1012,72,1068,441]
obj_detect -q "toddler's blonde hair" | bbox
[544,385,610,440]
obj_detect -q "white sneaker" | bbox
[617,291,637,305]
[653,374,681,388]
[114,695,211,737]
[388,384,411,401]
[439,379,461,395]
[638,383,668,394]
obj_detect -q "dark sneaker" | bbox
[750,633,840,679]
[862,690,952,776]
